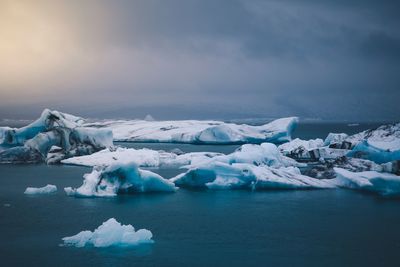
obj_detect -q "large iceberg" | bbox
[171,162,334,190]
[61,147,222,168]
[83,117,298,144]
[24,184,57,195]
[62,218,153,247]
[332,167,400,196]
[197,142,304,168]
[61,142,301,169]
[343,123,400,163]
[170,142,333,190]
[65,162,177,197]
[0,109,113,164]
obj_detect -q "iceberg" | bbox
[342,123,400,163]
[61,142,300,169]
[62,218,153,247]
[332,167,400,196]
[171,162,335,190]
[0,109,113,164]
[303,157,395,179]
[61,147,222,168]
[186,142,304,169]
[24,184,57,195]
[278,137,349,162]
[83,117,298,144]
[65,162,177,197]
[347,140,400,164]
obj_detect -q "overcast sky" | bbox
[0,0,399,121]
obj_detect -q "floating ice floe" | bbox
[0,109,113,164]
[64,162,177,197]
[62,218,153,247]
[62,142,301,169]
[83,117,298,144]
[24,184,57,195]
[332,167,400,196]
[171,162,335,190]
[61,147,222,168]
[170,143,333,190]
[190,142,304,168]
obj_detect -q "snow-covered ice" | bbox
[202,142,304,168]
[63,142,301,169]
[62,218,153,247]
[344,123,400,163]
[324,133,349,148]
[278,138,324,160]
[0,109,113,164]
[61,147,222,168]
[168,143,334,190]
[65,162,177,197]
[347,140,400,164]
[24,184,57,195]
[171,162,335,190]
[84,117,298,144]
[332,167,400,196]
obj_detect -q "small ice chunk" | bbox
[24,184,57,195]
[62,218,153,247]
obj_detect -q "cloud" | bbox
[0,0,399,121]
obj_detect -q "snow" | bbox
[332,168,400,196]
[324,133,348,147]
[344,123,400,163]
[61,147,222,168]
[65,162,177,197]
[279,138,324,153]
[278,138,324,160]
[62,218,153,247]
[171,162,335,190]
[24,184,57,195]
[62,143,302,172]
[0,109,113,164]
[278,137,351,162]
[181,142,304,169]
[83,117,298,144]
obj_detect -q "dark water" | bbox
[1,122,400,267]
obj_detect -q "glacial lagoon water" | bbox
[1,122,399,266]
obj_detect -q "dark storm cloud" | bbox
[0,0,399,121]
